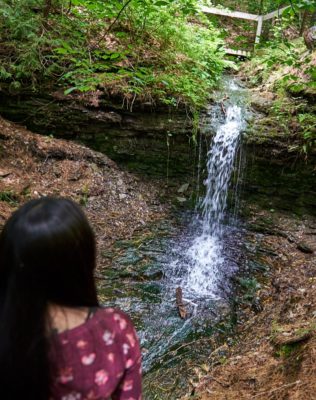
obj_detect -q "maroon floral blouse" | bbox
[49,307,142,400]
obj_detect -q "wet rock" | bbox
[96,111,122,124]
[143,269,163,280]
[114,240,132,249]
[248,260,269,273]
[141,263,163,280]
[117,248,143,265]
[140,282,161,296]
[250,92,275,114]
[101,250,115,259]
[251,298,263,313]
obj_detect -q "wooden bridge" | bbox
[200,5,290,57]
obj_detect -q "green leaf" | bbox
[154,1,169,6]
[54,47,69,55]
[110,53,122,59]
[64,87,78,95]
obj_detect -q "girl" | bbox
[0,197,141,400]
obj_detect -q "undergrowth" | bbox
[243,34,316,153]
[0,0,231,110]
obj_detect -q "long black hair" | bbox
[0,197,99,399]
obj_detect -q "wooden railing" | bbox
[200,5,290,54]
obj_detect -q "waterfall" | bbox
[169,79,247,300]
[201,105,244,236]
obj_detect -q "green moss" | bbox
[275,342,301,358]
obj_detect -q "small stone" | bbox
[119,193,127,200]
[68,171,82,181]
[178,183,189,193]
[0,169,11,178]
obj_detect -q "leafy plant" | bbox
[0,0,228,109]
[298,113,316,153]
[0,190,18,205]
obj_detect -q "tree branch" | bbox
[107,0,133,33]
[98,0,133,44]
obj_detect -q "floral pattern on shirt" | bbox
[50,308,142,400]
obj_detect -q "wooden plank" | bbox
[200,5,259,21]
[255,15,264,43]
[201,5,290,49]
[201,5,290,22]
[263,6,290,21]
[176,287,187,319]
[224,48,251,57]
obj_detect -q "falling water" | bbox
[169,79,247,300]
[202,105,245,236]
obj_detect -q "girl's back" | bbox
[0,198,142,399]
[50,307,141,400]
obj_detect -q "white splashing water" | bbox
[202,105,244,236]
[171,89,246,299]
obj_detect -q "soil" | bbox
[183,209,316,399]
[0,116,169,272]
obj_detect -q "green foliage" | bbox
[79,184,90,206]
[246,26,315,154]
[287,0,316,13]
[235,276,261,302]
[250,42,314,92]
[0,190,18,205]
[298,113,316,153]
[0,0,228,109]
[275,342,300,358]
[207,0,316,14]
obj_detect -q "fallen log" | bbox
[272,331,314,346]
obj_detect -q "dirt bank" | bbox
[0,116,169,272]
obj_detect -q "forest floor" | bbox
[185,206,316,399]
[0,116,170,272]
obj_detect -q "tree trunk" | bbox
[43,0,52,19]
[300,10,308,36]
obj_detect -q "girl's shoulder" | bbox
[93,307,136,335]
[91,306,132,323]
[53,306,135,340]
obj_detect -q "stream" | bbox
[97,78,251,398]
